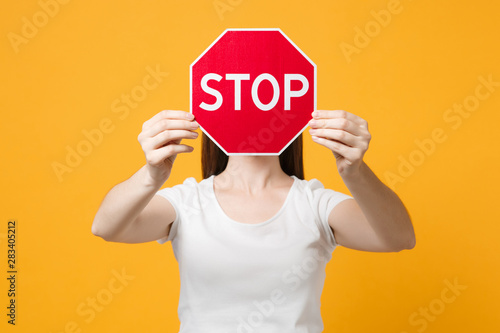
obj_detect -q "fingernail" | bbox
[191,121,199,128]
[186,113,194,119]
[309,120,317,126]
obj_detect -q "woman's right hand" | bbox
[137,110,199,185]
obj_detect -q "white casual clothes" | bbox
[156,175,352,333]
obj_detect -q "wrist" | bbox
[140,164,169,189]
[339,160,368,184]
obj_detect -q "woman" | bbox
[92,109,415,332]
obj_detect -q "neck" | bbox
[215,156,290,192]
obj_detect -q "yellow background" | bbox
[1,0,499,332]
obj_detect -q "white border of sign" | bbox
[190,28,317,156]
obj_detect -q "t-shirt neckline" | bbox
[208,174,298,227]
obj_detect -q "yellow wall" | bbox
[1,0,499,332]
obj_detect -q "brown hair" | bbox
[201,133,304,180]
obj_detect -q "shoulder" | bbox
[292,176,352,212]
[180,176,202,187]
[293,176,338,198]
[154,177,212,228]
[156,176,209,200]
[290,176,352,251]
[160,176,210,190]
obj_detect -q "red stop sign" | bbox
[191,28,316,155]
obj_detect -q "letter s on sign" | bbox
[200,73,223,111]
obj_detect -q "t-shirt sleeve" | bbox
[307,178,353,248]
[154,177,198,244]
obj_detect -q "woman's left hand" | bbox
[308,110,371,176]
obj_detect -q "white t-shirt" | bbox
[156,175,352,333]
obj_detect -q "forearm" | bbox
[91,164,165,240]
[341,162,416,249]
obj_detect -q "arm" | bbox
[91,110,199,243]
[91,165,175,243]
[329,162,415,252]
[308,110,415,252]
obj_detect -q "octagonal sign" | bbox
[190,28,316,155]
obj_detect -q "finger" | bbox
[149,129,199,149]
[312,136,354,162]
[311,135,346,155]
[312,110,367,128]
[308,117,364,136]
[143,119,199,138]
[308,128,358,147]
[142,110,194,130]
[320,138,364,164]
[146,144,194,166]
